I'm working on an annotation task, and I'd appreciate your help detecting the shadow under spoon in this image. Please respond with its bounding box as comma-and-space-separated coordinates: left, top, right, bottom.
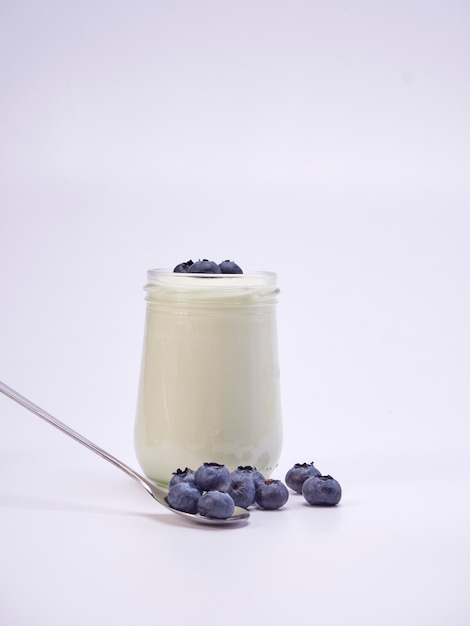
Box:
0, 380, 249, 526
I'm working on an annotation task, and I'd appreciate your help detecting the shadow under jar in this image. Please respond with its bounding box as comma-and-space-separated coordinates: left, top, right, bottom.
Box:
134, 269, 283, 487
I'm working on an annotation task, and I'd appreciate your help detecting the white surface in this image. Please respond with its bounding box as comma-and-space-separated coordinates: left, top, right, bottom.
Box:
1, 2, 469, 625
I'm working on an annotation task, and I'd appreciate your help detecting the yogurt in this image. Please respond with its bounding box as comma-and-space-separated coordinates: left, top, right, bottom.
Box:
134, 270, 282, 487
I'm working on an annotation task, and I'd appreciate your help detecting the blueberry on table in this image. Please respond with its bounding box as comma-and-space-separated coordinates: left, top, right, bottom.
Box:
194, 462, 231, 492
166, 482, 201, 514
285, 462, 321, 494
197, 491, 235, 519
255, 479, 289, 510
219, 260, 243, 274
173, 260, 194, 273
302, 475, 342, 506
188, 259, 222, 274
228, 471, 257, 508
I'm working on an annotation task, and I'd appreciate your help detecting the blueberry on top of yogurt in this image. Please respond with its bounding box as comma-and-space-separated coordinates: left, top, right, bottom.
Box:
173, 259, 243, 274
219, 260, 243, 274
188, 259, 222, 274
173, 259, 194, 273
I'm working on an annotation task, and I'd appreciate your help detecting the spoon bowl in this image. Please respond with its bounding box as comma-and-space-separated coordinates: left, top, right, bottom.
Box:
0, 381, 249, 526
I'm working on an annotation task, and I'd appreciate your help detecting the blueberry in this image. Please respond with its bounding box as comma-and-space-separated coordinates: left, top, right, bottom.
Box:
219, 260, 243, 274
233, 465, 265, 487
194, 462, 231, 492
173, 260, 194, 273
188, 259, 222, 274
166, 482, 201, 514
197, 490, 235, 519
255, 479, 289, 510
228, 471, 256, 508
169, 467, 197, 490
302, 474, 342, 506
285, 462, 321, 494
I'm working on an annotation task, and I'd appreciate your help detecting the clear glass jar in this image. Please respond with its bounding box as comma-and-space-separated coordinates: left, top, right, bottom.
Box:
134, 269, 282, 487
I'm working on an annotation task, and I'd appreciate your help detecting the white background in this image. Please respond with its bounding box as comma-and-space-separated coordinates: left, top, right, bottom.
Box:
1, 1, 469, 625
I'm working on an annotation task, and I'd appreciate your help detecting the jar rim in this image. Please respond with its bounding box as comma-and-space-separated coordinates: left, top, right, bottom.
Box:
146, 269, 277, 289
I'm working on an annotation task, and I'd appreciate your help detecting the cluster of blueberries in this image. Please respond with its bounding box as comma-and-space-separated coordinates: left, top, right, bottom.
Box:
285, 462, 342, 506
173, 259, 243, 274
166, 461, 342, 520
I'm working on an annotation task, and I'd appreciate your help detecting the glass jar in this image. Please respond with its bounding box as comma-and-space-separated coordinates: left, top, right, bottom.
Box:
134, 269, 282, 487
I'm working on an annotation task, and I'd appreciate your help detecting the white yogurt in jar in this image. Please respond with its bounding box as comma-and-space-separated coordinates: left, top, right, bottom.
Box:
134, 270, 282, 487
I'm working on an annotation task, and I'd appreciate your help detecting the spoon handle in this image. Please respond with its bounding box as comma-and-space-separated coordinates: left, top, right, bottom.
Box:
0, 380, 164, 500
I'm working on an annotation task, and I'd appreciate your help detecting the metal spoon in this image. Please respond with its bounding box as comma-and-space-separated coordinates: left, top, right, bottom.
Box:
0, 381, 249, 526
